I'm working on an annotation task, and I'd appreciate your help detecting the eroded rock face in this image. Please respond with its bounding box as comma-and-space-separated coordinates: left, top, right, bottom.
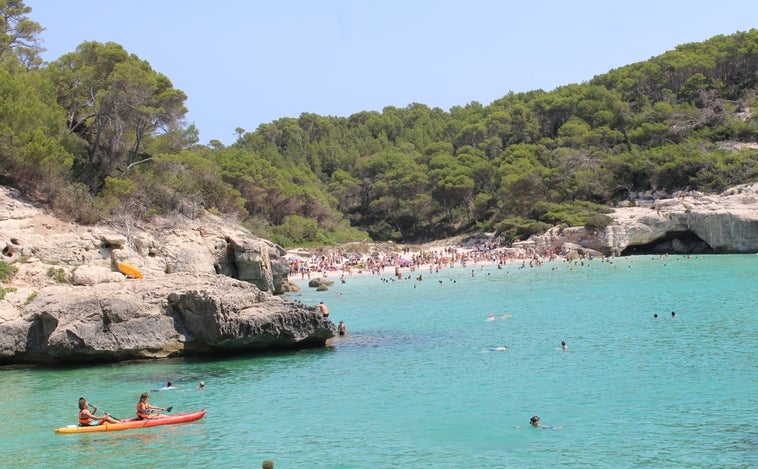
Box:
0, 274, 334, 365
0, 185, 291, 294
0, 186, 329, 365
530, 184, 758, 256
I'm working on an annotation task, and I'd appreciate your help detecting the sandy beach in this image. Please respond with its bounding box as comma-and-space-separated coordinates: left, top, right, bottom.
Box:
286, 235, 562, 282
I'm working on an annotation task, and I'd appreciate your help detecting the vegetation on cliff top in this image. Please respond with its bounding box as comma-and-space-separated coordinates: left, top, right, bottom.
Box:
1, 2, 757, 246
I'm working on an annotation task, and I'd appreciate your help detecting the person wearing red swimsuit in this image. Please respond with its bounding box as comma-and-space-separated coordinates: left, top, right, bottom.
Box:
78, 397, 119, 426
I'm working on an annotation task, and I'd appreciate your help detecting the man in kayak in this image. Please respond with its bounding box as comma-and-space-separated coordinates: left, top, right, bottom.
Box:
137, 392, 168, 419
78, 397, 120, 426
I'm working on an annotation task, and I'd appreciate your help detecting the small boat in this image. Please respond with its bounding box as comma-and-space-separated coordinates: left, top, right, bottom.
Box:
54, 409, 206, 434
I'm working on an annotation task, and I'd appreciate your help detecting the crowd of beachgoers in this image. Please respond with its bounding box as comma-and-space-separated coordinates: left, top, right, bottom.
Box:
287, 237, 570, 280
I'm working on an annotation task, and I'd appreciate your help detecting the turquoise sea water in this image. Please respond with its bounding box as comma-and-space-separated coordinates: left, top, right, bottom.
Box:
1, 255, 756, 468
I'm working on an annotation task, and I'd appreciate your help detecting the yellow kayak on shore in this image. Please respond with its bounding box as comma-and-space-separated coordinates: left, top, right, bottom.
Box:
117, 262, 143, 279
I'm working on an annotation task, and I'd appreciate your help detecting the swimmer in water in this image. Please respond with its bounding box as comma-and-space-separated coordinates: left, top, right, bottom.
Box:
529, 415, 562, 430
487, 313, 495, 321
561, 340, 567, 350
530, 415, 547, 427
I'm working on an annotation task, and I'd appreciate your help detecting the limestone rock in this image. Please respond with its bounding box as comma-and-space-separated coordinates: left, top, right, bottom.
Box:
308, 278, 335, 289
0, 274, 334, 365
72, 265, 124, 286
0, 185, 292, 293
530, 183, 758, 256
0, 185, 326, 365
101, 233, 127, 248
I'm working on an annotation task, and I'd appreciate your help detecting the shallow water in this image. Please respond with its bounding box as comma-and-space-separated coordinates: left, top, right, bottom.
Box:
1, 255, 756, 468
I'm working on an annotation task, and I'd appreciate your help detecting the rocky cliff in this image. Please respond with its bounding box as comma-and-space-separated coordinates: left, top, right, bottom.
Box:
0, 273, 333, 365
0, 186, 332, 365
526, 183, 758, 257
0, 186, 294, 294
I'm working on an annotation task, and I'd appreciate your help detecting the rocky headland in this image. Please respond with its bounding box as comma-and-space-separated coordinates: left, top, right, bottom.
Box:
525, 183, 758, 258
0, 185, 333, 365
1, 183, 757, 365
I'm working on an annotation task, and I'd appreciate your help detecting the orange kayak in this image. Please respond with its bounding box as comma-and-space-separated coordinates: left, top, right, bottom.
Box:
54, 410, 206, 434
117, 262, 143, 279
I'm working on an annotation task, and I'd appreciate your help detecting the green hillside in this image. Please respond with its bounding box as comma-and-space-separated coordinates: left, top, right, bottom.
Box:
1, 2, 756, 246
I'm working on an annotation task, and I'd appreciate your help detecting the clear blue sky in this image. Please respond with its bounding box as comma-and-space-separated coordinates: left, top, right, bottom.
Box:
29, 0, 758, 145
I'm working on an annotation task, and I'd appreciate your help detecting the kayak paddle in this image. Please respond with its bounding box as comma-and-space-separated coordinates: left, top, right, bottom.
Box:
150, 406, 173, 414
89, 403, 119, 420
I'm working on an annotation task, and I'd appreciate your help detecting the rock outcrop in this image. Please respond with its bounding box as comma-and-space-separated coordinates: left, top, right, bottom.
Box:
529, 183, 758, 256
0, 185, 292, 294
0, 186, 332, 365
0, 273, 333, 365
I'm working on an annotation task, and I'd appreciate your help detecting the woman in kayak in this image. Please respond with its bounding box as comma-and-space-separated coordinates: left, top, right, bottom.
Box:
78, 397, 120, 426
137, 392, 168, 419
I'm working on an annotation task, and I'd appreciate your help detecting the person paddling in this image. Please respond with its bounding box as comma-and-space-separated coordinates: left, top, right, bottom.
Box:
137, 392, 167, 419
78, 397, 119, 426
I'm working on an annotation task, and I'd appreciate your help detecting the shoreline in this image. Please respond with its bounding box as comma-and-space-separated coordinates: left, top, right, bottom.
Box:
287, 248, 704, 291
286, 237, 570, 282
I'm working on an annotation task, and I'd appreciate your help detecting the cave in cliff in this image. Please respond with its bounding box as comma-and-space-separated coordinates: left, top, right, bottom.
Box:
621, 230, 713, 255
